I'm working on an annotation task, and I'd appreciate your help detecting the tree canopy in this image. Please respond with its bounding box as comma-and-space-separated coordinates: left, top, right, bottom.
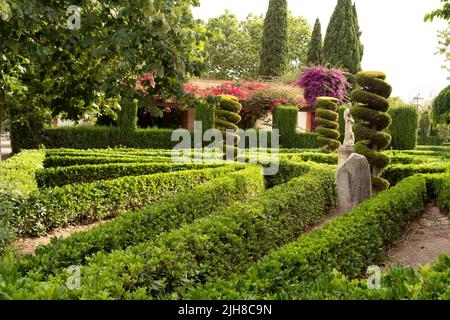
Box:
203, 11, 311, 80
307, 18, 324, 65
0, 0, 206, 123
323, 0, 363, 75
259, 0, 289, 77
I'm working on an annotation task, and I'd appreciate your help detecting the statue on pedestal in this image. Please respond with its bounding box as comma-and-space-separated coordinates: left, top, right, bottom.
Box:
338, 104, 355, 167
343, 104, 355, 147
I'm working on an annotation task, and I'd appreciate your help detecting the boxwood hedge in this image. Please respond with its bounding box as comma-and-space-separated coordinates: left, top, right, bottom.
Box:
18, 166, 265, 276
0, 150, 45, 255
49, 167, 336, 300
187, 175, 428, 299
37, 162, 223, 188
279, 253, 450, 300
18, 165, 244, 236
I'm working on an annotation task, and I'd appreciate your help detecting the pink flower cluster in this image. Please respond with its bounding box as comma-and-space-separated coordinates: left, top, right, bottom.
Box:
184, 81, 306, 112
136, 73, 156, 94
185, 81, 270, 100
269, 97, 307, 112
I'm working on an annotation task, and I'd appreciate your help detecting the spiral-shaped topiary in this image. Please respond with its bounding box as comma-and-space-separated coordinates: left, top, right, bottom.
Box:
215, 95, 242, 156
350, 71, 393, 192
316, 97, 341, 153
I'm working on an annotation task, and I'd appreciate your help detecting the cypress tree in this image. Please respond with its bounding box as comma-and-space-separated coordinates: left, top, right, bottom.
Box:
259, 0, 289, 77
353, 3, 364, 61
307, 18, 324, 65
323, 0, 363, 75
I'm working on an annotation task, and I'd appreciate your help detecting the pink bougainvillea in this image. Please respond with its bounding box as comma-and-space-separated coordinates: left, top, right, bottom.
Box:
184, 81, 306, 112
294, 66, 350, 131
294, 67, 350, 106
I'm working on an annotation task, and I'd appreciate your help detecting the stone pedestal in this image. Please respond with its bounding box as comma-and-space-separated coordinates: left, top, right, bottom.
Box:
337, 153, 372, 214
338, 145, 355, 167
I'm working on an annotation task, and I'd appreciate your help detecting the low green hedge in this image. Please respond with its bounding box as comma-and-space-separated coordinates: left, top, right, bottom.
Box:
427, 173, 450, 215
382, 163, 449, 186
46, 167, 336, 300
283, 254, 450, 300
43, 155, 171, 168
37, 162, 223, 188
265, 160, 334, 188
45, 148, 175, 158
18, 166, 265, 277
41, 127, 181, 150
17, 165, 243, 236
0, 150, 45, 255
187, 175, 427, 299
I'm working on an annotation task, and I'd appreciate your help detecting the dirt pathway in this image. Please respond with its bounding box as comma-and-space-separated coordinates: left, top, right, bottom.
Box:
14, 221, 105, 256
384, 203, 450, 270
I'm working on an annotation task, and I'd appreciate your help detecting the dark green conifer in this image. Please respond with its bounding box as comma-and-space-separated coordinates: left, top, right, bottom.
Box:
307, 18, 324, 65
259, 0, 289, 77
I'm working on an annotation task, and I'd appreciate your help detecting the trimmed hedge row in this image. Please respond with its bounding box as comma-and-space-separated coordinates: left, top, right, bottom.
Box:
18, 165, 243, 236
428, 173, 450, 215
37, 162, 223, 188
42, 127, 179, 150
19, 166, 265, 276
187, 175, 427, 299
43, 155, 170, 168
49, 167, 336, 300
382, 163, 449, 186
282, 254, 450, 300
0, 151, 45, 255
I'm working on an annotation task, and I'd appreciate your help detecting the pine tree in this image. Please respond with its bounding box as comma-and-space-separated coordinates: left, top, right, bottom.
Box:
323, 0, 363, 75
307, 18, 324, 65
259, 0, 289, 77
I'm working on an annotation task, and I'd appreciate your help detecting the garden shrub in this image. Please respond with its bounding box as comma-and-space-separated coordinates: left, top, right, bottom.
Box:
388, 104, 419, 150
50, 168, 336, 300
36, 162, 222, 188
431, 85, 450, 124
273, 105, 321, 149
187, 175, 427, 299
35, 126, 181, 151
278, 254, 450, 300
351, 71, 393, 191
18, 165, 243, 235
265, 160, 334, 188
195, 99, 215, 134
427, 173, 450, 214
43, 155, 170, 168
382, 163, 449, 186
18, 166, 265, 276
0, 150, 45, 255
316, 97, 341, 153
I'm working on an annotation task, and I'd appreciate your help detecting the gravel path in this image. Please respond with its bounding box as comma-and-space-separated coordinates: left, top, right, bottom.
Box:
14, 221, 106, 256
384, 203, 450, 270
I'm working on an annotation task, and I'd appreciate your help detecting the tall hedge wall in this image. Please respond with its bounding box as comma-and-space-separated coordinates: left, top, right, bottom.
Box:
388, 104, 419, 150
273, 106, 321, 149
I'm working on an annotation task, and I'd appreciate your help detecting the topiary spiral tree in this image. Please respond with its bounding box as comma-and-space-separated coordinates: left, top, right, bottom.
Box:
215, 95, 242, 157
350, 71, 393, 192
316, 97, 341, 153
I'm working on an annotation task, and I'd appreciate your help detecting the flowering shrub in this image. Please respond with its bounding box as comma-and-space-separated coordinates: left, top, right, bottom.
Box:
184, 81, 305, 111
294, 67, 350, 131
294, 67, 350, 106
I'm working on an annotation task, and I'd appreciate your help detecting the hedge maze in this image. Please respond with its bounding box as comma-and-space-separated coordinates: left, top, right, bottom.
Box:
0, 145, 449, 300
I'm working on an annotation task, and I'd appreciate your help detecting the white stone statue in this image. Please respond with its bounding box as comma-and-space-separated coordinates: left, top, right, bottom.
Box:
344, 104, 355, 146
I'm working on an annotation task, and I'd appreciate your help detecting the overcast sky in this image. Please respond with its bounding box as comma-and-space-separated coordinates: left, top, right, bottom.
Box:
193, 0, 449, 103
